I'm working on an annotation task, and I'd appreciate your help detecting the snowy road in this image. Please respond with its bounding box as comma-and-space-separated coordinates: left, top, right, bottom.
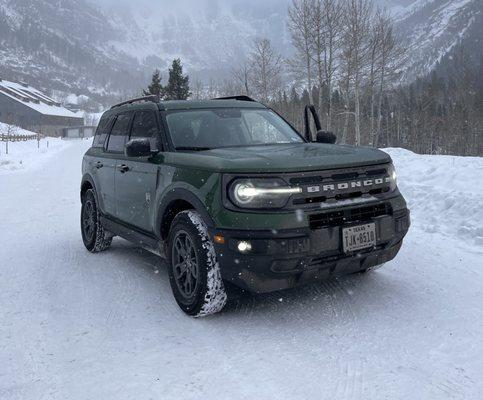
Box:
1, 141, 482, 400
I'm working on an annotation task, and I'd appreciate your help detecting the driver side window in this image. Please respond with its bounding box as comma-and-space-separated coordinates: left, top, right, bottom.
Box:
130, 111, 158, 140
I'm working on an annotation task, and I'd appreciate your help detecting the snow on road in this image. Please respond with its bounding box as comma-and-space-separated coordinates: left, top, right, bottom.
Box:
0, 142, 482, 400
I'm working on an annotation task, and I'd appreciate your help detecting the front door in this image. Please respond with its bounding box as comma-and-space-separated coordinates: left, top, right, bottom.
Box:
115, 110, 160, 233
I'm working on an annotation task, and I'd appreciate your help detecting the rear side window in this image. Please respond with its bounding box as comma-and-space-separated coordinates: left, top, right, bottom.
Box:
107, 113, 132, 152
130, 111, 158, 139
92, 115, 112, 148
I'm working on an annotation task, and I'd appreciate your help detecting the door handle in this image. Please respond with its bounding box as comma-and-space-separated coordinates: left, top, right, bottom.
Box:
118, 164, 130, 173
94, 161, 103, 169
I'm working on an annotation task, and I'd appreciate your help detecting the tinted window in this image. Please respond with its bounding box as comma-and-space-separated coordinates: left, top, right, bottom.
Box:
92, 115, 112, 148
107, 113, 131, 152
130, 111, 158, 139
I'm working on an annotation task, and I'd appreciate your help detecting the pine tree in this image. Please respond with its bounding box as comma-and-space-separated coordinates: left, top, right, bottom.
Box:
164, 59, 191, 100
143, 69, 164, 98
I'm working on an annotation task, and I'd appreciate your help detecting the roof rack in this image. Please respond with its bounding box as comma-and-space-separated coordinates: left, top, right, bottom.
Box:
213, 95, 257, 102
111, 95, 159, 109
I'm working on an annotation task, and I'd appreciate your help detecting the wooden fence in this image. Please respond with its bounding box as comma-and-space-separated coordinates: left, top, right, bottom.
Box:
0, 133, 42, 142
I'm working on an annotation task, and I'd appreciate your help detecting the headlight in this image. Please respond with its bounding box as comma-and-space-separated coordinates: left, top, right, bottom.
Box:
229, 178, 302, 209
387, 164, 398, 191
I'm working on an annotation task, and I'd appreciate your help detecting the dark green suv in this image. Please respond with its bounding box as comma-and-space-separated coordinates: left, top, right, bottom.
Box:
80, 96, 410, 317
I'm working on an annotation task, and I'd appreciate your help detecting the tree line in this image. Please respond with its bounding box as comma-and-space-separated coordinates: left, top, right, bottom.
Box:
144, 0, 482, 156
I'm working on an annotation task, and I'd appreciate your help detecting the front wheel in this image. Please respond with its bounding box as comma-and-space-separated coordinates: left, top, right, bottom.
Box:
167, 211, 227, 317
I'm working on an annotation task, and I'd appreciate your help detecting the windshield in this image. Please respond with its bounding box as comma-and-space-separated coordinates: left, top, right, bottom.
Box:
165, 108, 304, 150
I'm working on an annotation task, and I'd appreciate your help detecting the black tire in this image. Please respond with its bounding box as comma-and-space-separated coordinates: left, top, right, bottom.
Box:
81, 189, 113, 253
167, 211, 227, 317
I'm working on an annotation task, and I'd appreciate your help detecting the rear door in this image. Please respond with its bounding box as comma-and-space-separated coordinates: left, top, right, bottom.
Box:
100, 112, 132, 217
86, 115, 114, 214
115, 110, 161, 232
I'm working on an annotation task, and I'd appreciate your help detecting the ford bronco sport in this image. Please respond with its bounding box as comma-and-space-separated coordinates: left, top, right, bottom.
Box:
80, 96, 410, 317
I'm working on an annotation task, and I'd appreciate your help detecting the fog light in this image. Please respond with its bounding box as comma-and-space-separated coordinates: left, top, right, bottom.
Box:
237, 241, 252, 253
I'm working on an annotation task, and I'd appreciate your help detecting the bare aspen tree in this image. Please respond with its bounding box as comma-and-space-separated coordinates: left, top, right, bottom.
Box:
367, 9, 384, 145
310, 0, 343, 130
248, 38, 282, 102
374, 12, 400, 147
206, 78, 219, 99
232, 63, 251, 96
340, 0, 373, 145
288, 0, 315, 104
192, 78, 205, 100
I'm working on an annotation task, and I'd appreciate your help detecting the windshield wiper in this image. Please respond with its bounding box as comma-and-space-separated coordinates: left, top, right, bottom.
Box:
175, 147, 212, 151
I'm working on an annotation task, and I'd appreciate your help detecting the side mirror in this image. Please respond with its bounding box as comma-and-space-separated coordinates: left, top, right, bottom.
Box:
316, 131, 337, 144
125, 138, 154, 157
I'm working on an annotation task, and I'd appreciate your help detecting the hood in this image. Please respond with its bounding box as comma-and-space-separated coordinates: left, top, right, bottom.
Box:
163, 143, 392, 173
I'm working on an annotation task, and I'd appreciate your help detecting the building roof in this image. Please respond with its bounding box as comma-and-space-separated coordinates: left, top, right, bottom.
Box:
0, 79, 81, 118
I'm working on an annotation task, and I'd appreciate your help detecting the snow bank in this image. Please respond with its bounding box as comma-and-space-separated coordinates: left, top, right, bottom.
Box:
0, 122, 39, 137
0, 136, 79, 175
385, 148, 483, 247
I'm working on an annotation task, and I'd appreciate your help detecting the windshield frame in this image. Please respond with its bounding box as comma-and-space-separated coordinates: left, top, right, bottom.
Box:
161, 107, 306, 152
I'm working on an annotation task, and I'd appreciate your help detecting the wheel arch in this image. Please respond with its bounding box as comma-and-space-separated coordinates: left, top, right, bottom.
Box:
156, 188, 215, 240
80, 174, 95, 203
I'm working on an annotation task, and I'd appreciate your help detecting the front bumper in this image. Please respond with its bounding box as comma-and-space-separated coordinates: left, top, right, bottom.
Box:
211, 207, 410, 293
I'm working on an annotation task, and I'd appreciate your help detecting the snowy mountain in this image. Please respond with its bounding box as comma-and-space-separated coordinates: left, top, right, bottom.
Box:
393, 0, 483, 80
97, 0, 291, 79
0, 0, 481, 103
0, 0, 149, 104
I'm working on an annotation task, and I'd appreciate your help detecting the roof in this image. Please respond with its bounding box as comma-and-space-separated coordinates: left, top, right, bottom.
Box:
0, 79, 82, 119
159, 99, 266, 111
107, 98, 267, 115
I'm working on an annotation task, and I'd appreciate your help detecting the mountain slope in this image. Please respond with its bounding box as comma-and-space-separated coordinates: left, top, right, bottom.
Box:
0, 0, 148, 103
101, 0, 291, 80
0, 0, 481, 104
395, 0, 482, 81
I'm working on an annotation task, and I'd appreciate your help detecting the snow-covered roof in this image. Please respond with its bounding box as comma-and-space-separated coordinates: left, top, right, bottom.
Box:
0, 79, 81, 118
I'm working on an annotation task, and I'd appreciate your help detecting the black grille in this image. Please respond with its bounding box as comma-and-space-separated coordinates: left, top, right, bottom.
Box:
288, 165, 391, 208
309, 203, 392, 230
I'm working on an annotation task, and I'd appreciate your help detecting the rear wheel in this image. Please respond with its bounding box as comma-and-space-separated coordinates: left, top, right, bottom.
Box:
81, 189, 113, 252
167, 211, 227, 317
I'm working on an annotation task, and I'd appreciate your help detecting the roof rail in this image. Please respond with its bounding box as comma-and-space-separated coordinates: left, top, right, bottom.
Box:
213, 95, 257, 102
111, 95, 159, 109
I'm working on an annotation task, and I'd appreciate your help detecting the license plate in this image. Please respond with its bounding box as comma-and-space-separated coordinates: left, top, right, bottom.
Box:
342, 223, 376, 253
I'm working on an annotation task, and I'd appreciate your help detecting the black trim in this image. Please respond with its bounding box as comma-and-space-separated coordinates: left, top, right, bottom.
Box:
100, 215, 162, 254
111, 95, 159, 109
155, 188, 216, 237
213, 95, 257, 102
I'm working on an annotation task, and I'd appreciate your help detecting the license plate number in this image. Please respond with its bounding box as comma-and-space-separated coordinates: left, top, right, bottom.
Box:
342, 223, 376, 253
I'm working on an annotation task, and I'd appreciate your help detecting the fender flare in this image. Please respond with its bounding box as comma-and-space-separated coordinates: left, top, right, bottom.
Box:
155, 188, 215, 238
80, 173, 96, 202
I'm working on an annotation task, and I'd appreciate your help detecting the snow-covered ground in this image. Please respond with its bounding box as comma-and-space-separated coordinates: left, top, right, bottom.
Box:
0, 136, 78, 175
0, 142, 482, 400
